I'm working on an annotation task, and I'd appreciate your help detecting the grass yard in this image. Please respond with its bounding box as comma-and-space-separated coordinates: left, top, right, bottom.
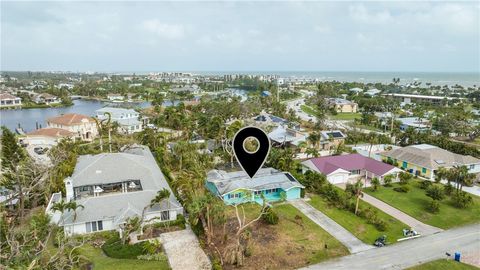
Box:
309, 194, 407, 245
364, 181, 480, 229
217, 203, 349, 270
408, 259, 479, 270
78, 245, 170, 270
300, 104, 319, 117
329, 112, 361, 121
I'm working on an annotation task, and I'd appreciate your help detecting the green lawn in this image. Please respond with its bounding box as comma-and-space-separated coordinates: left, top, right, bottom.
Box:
228, 203, 349, 268
364, 181, 480, 229
274, 204, 349, 264
309, 195, 407, 245
300, 104, 319, 117
78, 245, 170, 270
408, 259, 479, 270
329, 113, 361, 121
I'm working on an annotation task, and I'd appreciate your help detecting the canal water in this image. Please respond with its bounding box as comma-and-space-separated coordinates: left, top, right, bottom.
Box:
0, 99, 153, 133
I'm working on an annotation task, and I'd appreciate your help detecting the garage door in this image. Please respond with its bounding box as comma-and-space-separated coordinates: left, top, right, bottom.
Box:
328, 173, 347, 184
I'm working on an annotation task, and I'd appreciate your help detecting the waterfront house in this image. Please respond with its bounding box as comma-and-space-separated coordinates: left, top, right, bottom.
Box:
34, 93, 61, 105
326, 98, 358, 113
96, 107, 143, 134
107, 93, 124, 102
46, 145, 183, 236
302, 153, 402, 184
380, 144, 480, 180
0, 92, 21, 108
24, 128, 76, 146
205, 168, 304, 205
47, 113, 98, 141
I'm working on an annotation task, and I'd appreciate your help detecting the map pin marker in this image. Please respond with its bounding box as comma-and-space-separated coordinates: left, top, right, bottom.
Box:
232, 126, 271, 178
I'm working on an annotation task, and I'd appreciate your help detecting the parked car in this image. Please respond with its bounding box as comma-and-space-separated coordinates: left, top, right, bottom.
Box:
33, 147, 49, 155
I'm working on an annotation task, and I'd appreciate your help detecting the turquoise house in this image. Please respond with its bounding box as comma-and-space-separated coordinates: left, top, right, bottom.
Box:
205, 168, 304, 205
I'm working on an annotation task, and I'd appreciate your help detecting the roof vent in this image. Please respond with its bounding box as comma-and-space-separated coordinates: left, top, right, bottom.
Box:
434, 160, 445, 164
96, 170, 102, 174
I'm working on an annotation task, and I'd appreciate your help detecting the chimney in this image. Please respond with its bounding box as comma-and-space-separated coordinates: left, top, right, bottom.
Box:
64, 177, 74, 201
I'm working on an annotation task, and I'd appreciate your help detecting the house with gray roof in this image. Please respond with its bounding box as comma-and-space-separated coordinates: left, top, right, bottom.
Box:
96, 107, 143, 134
46, 145, 183, 236
379, 144, 480, 180
205, 168, 304, 205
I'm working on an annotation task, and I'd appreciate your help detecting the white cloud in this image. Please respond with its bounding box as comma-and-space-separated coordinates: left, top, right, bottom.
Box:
142, 19, 185, 40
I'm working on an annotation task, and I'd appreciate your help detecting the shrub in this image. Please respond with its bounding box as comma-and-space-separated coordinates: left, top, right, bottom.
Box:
102, 235, 147, 259
427, 199, 440, 213
137, 253, 168, 262
373, 218, 388, 231
262, 207, 279, 225
425, 185, 445, 201
399, 172, 412, 185
212, 258, 223, 270
452, 191, 474, 209
419, 180, 432, 190
371, 177, 380, 191
244, 244, 253, 257
383, 175, 393, 187
393, 186, 410, 193
444, 182, 454, 196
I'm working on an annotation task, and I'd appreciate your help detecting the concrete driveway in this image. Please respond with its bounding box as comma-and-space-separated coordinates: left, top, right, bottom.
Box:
361, 193, 442, 236
290, 199, 374, 253
159, 228, 211, 270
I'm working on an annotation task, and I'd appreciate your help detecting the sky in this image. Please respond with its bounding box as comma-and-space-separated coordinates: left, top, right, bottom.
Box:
1, 1, 479, 73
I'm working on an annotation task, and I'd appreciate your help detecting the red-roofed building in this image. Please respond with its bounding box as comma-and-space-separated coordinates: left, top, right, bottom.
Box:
24, 128, 76, 145
47, 113, 98, 141
301, 153, 402, 184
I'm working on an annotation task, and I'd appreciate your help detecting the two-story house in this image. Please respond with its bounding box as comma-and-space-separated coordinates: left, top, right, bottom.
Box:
96, 107, 143, 134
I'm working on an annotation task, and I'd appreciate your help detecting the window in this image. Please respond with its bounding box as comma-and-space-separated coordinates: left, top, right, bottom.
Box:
86, 221, 104, 233
422, 168, 427, 174
470, 165, 475, 170
161, 211, 170, 221
402, 161, 408, 168
350, 170, 360, 175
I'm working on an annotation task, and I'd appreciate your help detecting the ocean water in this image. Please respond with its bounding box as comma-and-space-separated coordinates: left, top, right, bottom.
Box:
196, 71, 480, 87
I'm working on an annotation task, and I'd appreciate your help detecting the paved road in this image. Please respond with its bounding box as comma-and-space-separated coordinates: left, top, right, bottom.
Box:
361, 193, 442, 236
290, 199, 374, 253
159, 228, 211, 270
301, 222, 480, 270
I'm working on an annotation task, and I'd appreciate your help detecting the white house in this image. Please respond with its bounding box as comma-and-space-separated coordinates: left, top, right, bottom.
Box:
0, 92, 22, 107
96, 107, 143, 134
34, 93, 61, 105
46, 145, 183, 236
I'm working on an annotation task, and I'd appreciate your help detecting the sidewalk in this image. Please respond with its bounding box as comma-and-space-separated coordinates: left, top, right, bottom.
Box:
290, 199, 374, 253
361, 193, 442, 236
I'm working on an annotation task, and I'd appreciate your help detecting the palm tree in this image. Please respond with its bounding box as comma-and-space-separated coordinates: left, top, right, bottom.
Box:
51, 200, 69, 225
66, 201, 84, 235
66, 201, 85, 222
346, 180, 364, 215
307, 132, 320, 149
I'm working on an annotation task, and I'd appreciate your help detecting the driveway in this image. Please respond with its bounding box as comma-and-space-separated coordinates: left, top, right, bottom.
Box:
301, 222, 480, 270
159, 228, 211, 270
361, 193, 442, 236
290, 199, 374, 253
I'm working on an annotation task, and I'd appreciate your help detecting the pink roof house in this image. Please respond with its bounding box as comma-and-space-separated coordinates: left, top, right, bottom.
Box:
301, 154, 402, 184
